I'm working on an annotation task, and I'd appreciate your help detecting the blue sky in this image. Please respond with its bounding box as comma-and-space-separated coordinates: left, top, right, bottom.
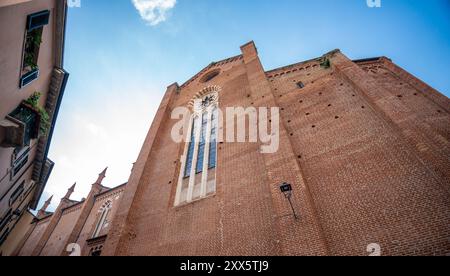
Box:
40, 0, 450, 211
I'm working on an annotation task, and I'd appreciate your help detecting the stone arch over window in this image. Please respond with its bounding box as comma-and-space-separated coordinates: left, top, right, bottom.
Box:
175, 86, 220, 206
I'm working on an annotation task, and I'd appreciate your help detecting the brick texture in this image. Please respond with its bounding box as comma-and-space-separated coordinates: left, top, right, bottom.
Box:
99, 42, 450, 256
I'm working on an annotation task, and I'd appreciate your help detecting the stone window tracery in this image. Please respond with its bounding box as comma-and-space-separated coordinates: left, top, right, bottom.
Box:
175, 86, 220, 206
92, 200, 112, 238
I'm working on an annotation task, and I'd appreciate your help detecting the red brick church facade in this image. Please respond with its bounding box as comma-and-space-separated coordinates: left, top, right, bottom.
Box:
15, 169, 126, 256
12, 42, 450, 256
97, 42, 450, 256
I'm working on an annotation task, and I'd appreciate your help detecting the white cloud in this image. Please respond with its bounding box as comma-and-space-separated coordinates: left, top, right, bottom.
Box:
40, 71, 163, 212
132, 0, 177, 26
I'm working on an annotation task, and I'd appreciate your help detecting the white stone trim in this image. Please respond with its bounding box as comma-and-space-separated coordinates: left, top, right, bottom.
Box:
175, 115, 193, 206
187, 115, 201, 202
175, 87, 220, 206
201, 109, 213, 198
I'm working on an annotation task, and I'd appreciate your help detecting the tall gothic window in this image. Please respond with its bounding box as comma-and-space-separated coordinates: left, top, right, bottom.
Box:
184, 117, 199, 178
92, 201, 112, 238
208, 108, 218, 169
175, 91, 219, 206
195, 113, 208, 174
183, 97, 218, 178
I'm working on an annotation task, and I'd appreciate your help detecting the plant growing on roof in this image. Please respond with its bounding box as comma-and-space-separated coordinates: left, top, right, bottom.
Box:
320, 58, 331, 69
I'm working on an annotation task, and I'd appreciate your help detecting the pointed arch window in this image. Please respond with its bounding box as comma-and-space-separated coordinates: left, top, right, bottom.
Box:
176, 90, 219, 206
195, 113, 208, 174
183, 96, 218, 178
184, 116, 199, 178
208, 107, 218, 169
92, 201, 112, 238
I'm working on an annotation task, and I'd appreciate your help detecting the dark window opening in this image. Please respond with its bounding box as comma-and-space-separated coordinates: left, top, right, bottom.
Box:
195, 114, 208, 174
91, 250, 102, 257
27, 10, 50, 31
184, 104, 218, 179
0, 210, 13, 234
9, 181, 25, 207
208, 109, 218, 170
12, 147, 30, 178
9, 104, 40, 146
0, 228, 10, 246
296, 82, 305, 89
13, 155, 28, 177
184, 117, 198, 178
200, 70, 220, 83
20, 10, 50, 88
89, 246, 103, 257
22, 27, 43, 73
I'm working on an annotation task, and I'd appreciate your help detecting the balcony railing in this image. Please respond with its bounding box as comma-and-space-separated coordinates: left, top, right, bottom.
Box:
0, 103, 41, 148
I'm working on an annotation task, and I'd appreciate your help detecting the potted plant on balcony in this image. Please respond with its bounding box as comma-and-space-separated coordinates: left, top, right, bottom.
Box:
24, 92, 50, 137
1, 92, 50, 148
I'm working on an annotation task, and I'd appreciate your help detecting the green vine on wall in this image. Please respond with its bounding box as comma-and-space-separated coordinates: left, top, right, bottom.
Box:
25, 92, 50, 137
24, 52, 37, 70
23, 31, 42, 70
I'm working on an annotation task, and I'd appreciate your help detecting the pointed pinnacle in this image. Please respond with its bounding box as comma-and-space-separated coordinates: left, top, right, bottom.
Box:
68, 182, 76, 192
99, 167, 108, 177
45, 195, 53, 204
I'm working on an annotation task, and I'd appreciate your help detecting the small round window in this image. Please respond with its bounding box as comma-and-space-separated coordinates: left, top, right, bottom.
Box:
200, 69, 220, 83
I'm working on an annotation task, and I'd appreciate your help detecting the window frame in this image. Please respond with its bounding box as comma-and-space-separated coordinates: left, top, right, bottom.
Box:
11, 146, 30, 179
92, 201, 112, 239
19, 10, 50, 88
0, 210, 12, 234
175, 91, 219, 206
9, 181, 25, 207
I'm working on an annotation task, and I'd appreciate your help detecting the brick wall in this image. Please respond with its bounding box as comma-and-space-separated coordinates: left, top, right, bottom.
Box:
40, 205, 82, 256
17, 218, 49, 256
76, 186, 125, 256
102, 43, 450, 256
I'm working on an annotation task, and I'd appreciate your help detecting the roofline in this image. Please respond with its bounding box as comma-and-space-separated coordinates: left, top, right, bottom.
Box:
30, 1, 70, 210
31, 69, 69, 209
39, 183, 128, 215
62, 0, 68, 67
180, 54, 243, 88
31, 159, 54, 207
60, 199, 84, 213
265, 49, 341, 75
94, 183, 127, 199
352, 56, 391, 63
31, 210, 53, 223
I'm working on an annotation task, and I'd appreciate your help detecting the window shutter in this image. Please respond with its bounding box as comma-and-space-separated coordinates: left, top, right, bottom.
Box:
26, 10, 50, 31
20, 69, 39, 88
0, 210, 12, 233
9, 182, 25, 207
